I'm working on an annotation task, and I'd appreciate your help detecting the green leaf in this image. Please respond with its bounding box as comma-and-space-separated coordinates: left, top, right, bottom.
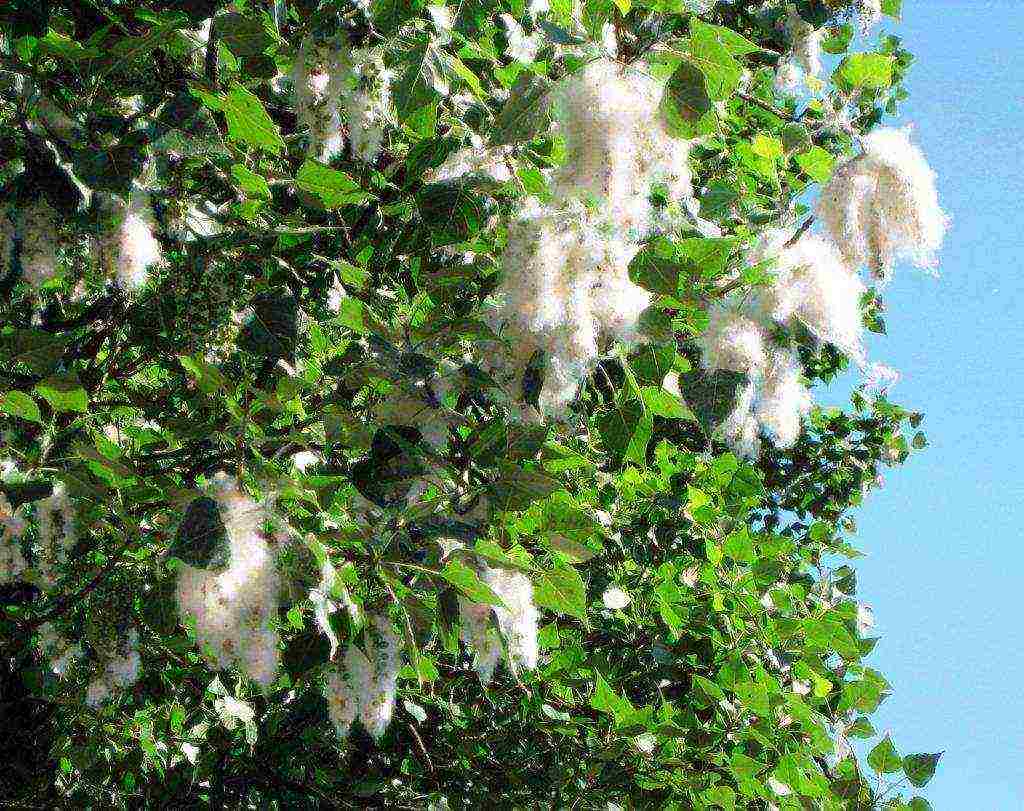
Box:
334, 297, 368, 334
215, 11, 278, 58
781, 122, 812, 153
689, 20, 743, 101
628, 240, 683, 298
691, 674, 725, 701
2, 329, 67, 375
637, 307, 674, 343
533, 566, 587, 620
489, 466, 562, 511
591, 671, 635, 721
295, 160, 370, 208
394, 36, 450, 122
795, 146, 836, 183
34, 373, 88, 413
596, 400, 645, 459
641, 386, 694, 421
734, 682, 769, 717
179, 355, 228, 395
882, 0, 902, 19
834, 54, 896, 91
170, 496, 231, 571
663, 59, 712, 138
1, 391, 41, 423
230, 163, 271, 200
902, 752, 941, 787
222, 84, 285, 154
491, 72, 552, 147
439, 560, 504, 606
418, 180, 491, 245
678, 368, 746, 436
867, 735, 902, 774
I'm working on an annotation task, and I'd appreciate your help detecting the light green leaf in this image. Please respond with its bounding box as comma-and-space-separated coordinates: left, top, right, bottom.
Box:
867, 735, 902, 774
1, 391, 41, 423
34, 373, 88, 414
440, 560, 504, 606
641, 386, 695, 421
689, 20, 744, 100
834, 53, 896, 90
222, 83, 285, 154
230, 163, 271, 200
295, 160, 370, 208
796, 146, 836, 183
533, 566, 587, 620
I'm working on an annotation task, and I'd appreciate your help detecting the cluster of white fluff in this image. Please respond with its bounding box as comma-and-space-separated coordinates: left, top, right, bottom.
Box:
459, 564, 539, 682
326, 613, 403, 742
817, 126, 949, 278
753, 229, 867, 362
36, 621, 83, 678
458, 596, 503, 683
35, 483, 76, 589
427, 139, 514, 186
17, 199, 61, 288
858, 0, 883, 33
700, 126, 946, 456
701, 229, 861, 456
489, 59, 699, 417
776, 3, 823, 91
0, 493, 28, 583
85, 629, 142, 708
500, 14, 541, 64
175, 474, 281, 688
292, 35, 392, 164
92, 188, 163, 290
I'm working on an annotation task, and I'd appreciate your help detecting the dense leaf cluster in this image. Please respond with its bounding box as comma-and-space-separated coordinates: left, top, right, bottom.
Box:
1, 0, 938, 808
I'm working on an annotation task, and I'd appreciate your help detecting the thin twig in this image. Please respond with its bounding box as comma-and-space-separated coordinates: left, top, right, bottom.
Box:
784, 215, 815, 248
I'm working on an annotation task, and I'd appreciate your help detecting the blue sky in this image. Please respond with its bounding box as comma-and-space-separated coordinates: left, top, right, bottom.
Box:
826, 2, 1024, 805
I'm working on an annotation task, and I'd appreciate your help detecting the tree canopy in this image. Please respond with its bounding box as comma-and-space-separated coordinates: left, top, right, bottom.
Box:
0, 0, 945, 808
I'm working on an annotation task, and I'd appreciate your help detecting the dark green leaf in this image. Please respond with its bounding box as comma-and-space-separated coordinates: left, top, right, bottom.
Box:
170, 496, 231, 571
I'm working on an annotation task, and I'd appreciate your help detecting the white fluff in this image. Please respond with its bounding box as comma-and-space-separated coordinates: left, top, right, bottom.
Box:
458, 597, 503, 683
360, 614, 402, 740
752, 230, 867, 363
488, 59, 703, 416
35, 484, 76, 591
0, 494, 28, 584
776, 4, 822, 89
858, 0, 883, 33
427, 144, 514, 185
500, 14, 541, 64
175, 475, 280, 688
719, 379, 762, 460
817, 126, 949, 276
481, 565, 539, 674
93, 189, 163, 290
36, 622, 82, 677
326, 613, 404, 742
699, 303, 769, 374
85, 629, 142, 707
292, 36, 392, 163
18, 199, 61, 288
754, 347, 812, 448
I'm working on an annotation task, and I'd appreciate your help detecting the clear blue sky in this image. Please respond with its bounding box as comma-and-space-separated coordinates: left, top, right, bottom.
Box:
827, 2, 1024, 806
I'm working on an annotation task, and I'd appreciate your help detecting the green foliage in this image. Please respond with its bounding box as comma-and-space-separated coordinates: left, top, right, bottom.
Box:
0, 0, 937, 808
